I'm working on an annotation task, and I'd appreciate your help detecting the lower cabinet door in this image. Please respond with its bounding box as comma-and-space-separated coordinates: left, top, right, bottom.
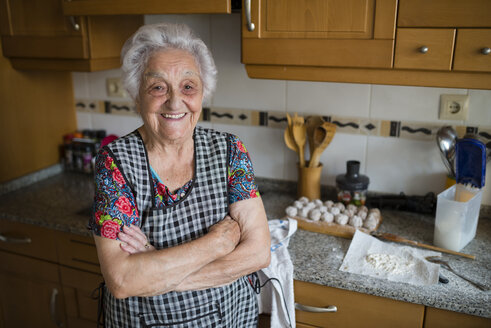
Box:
294, 280, 425, 328
0, 251, 65, 328
60, 266, 104, 328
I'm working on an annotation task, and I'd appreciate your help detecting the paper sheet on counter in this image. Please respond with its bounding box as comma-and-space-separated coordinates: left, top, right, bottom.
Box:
340, 230, 441, 285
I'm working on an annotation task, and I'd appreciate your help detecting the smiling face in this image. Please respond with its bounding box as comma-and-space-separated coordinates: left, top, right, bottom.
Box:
137, 48, 203, 145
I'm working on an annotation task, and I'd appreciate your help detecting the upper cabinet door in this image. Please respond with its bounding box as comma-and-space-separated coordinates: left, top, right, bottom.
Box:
62, 0, 231, 15
242, 0, 397, 69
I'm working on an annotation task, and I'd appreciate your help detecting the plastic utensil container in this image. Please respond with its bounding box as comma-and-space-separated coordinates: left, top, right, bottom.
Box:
433, 184, 483, 252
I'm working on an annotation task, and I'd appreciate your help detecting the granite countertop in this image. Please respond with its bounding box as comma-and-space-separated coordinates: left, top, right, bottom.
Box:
1, 169, 490, 318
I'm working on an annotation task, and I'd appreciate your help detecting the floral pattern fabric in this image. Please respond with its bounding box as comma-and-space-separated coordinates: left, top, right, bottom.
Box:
90, 134, 259, 239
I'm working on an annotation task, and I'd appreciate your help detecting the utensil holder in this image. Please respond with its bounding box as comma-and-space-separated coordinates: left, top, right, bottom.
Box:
298, 163, 322, 200
434, 184, 483, 252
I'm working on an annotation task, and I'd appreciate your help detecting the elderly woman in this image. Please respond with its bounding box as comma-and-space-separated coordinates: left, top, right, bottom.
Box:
89, 23, 271, 327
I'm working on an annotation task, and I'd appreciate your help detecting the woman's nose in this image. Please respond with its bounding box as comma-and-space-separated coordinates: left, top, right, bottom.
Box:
165, 90, 182, 110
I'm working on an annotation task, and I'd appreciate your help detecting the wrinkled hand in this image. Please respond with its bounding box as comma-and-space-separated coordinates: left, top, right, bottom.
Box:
208, 215, 241, 256
118, 225, 155, 254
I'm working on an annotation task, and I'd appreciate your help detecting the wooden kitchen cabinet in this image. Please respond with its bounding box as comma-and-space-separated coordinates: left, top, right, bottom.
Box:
0, 222, 66, 328
394, 28, 456, 71
423, 307, 491, 328
294, 280, 424, 328
0, 220, 103, 328
243, 0, 491, 90
0, 0, 142, 71
453, 29, 491, 73
242, 0, 397, 69
62, 0, 232, 15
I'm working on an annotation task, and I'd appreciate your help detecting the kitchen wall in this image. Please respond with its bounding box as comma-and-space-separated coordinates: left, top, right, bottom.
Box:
73, 14, 491, 205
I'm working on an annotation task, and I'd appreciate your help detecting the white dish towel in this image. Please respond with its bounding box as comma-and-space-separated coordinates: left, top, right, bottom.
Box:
258, 218, 298, 328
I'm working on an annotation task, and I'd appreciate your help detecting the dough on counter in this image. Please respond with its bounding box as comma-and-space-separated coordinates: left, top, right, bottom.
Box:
334, 202, 346, 211
304, 202, 315, 210
313, 199, 323, 207
334, 213, 349, 225
299, 207, 310, 218
347, 204, 358, 212
324, 200, 334, 208
349, 215, 363, 228
293, 200, 304, 209
330, 207, 341, 215
285, 206, 298, 217
363, 213, 379, 230
298, 196, 310, 204
358, 205, 368, 213
343, 208, 356, 218
317, 205, 328, 213
321, 212, 334, 223
357, 210, 368, 220
369, 208, 381, 216
309, 208, 322, 221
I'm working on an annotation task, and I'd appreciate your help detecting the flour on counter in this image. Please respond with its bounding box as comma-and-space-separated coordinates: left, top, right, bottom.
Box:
365, 253, 415, 275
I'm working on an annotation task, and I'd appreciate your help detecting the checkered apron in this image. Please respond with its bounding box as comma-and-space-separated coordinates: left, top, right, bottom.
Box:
102, 126, 258, 327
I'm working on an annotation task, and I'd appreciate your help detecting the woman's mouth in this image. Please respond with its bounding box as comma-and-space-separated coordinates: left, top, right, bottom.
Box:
161, 113, 186, 119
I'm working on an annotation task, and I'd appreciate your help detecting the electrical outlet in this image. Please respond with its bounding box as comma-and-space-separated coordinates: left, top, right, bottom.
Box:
439, 94, 469, 120
106, 77, 127, 98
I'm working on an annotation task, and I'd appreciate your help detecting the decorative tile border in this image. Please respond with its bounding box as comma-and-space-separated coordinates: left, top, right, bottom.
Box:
75, 99, 491, 144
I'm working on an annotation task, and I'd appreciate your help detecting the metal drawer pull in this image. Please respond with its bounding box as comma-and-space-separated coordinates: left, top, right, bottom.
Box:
419, 46, 429, 54
481, 47, 490, 55
50, 288, 64, 327
69, 16, 80, 31
295, 303, 337, 313
245, 0, 255, 32
0, 233, 32, 244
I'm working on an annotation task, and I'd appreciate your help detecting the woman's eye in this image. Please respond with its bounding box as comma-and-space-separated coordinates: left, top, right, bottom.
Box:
149, 85, 167, 96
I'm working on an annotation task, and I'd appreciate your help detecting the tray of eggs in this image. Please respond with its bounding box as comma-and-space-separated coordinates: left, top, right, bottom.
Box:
285, 197, 382, 239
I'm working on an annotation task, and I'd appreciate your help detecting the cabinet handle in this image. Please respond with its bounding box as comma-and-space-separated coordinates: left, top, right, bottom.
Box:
0, 233, 32, 244
481, 47, 491, 55
295, 303, 337, 313
50, 288, 64, 327
69, 16, 80, 31
419, 46, 429, 54
245, 0, 255, 32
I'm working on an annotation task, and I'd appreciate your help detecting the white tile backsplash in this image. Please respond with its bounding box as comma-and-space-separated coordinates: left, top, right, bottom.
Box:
73, 14, 491, 205
467, 89, 491, 126
366, 136, 446, 195
370, 85, 468, 122
213, 123, 286, 180
287, 81, 371, 117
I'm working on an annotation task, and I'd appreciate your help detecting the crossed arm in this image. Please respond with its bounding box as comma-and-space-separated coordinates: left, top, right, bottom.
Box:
94, 197, 271, 299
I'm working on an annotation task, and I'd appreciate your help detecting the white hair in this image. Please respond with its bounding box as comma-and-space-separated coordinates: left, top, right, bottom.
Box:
120, 23, 217, 103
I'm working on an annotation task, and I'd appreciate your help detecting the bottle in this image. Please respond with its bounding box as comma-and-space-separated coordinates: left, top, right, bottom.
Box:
336, 160, 369, 205
82, 145, 93, 173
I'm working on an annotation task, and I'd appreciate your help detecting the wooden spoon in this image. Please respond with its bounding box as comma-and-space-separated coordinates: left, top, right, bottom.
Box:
305, 116, 325, 159
292, 114, 307, 167
309, 122, 336, 168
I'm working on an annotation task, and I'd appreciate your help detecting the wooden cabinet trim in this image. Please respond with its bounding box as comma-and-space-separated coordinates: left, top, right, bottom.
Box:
424, 307, 491, 328
394, 28, 456, 71
62, 0, 231, 15
373, 0, 397, 40
245, 64, 491, 90
294, 280, 424, 328
243, 38, 394, 68
398, 0, 491, 28
454, 29, 491, 73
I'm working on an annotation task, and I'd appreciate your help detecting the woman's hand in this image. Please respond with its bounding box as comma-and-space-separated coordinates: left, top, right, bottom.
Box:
118, 225, 156, 254
208, 215, 241, 257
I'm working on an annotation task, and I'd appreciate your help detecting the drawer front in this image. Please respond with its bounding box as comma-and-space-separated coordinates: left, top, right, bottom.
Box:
57, 232, 101, 273
394, 28, 455, 70
454, 29, 491, 72
424, 307, 491, 328
60, 266, 103, 327
0, 220, 57, 262
294, 280, 424, 328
